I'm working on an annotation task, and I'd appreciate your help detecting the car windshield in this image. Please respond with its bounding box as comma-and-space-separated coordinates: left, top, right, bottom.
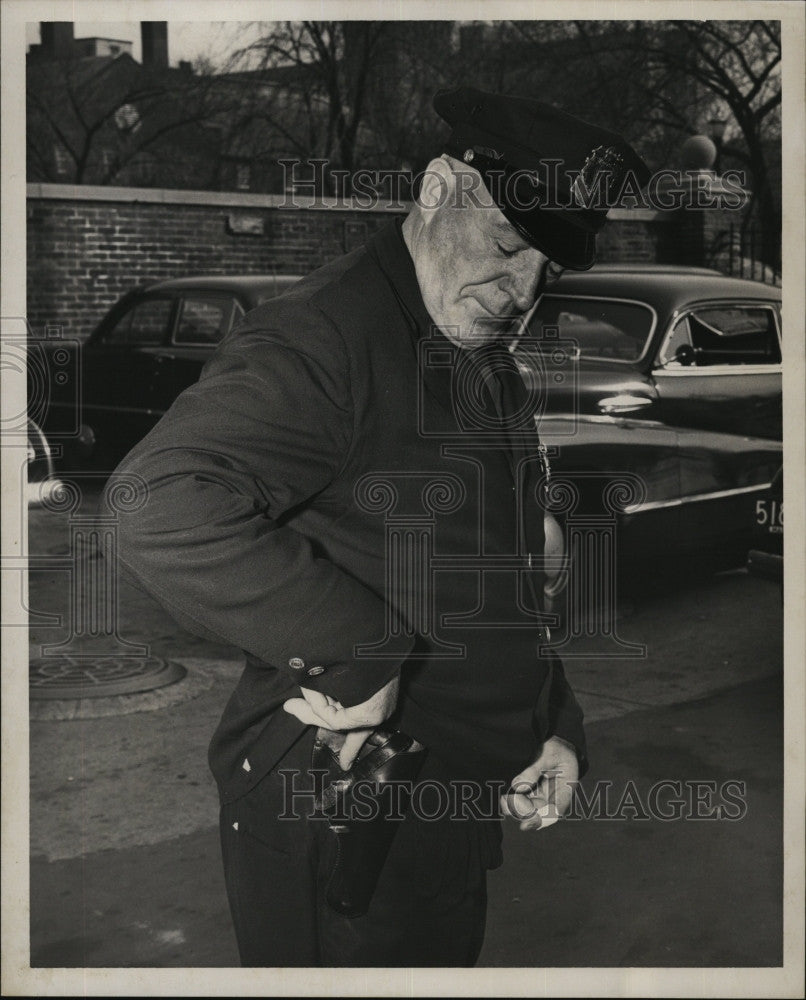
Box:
527, 295, 655, 362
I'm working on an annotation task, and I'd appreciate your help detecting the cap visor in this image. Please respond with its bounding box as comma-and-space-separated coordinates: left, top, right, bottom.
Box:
504, 204, 597, 270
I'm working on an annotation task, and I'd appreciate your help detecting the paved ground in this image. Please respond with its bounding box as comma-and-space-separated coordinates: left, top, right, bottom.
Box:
29, 674, 782, 969
22, 495, 786, 969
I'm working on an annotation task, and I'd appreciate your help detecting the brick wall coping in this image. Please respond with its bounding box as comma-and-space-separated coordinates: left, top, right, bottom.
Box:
27, 183, 410, 213
26, 183, 665, 222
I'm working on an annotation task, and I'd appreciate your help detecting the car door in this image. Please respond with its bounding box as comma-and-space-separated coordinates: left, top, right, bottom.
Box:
651, 300, 783, 558
82, 292, 178, 465
149, 292, 245, 412
523, 292, 681, 563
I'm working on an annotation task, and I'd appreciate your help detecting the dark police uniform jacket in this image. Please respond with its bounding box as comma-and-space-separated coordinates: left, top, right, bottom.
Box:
112, 220, 587, 805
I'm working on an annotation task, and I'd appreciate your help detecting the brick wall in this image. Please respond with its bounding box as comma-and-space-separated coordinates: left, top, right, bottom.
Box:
598, 216, 662, 262
26, 184, 668, 339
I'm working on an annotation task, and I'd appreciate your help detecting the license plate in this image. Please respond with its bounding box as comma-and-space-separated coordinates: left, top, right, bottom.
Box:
755, 498, 783, 534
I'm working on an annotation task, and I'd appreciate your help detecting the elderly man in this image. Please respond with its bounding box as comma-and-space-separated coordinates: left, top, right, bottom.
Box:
110, 87, 649, 967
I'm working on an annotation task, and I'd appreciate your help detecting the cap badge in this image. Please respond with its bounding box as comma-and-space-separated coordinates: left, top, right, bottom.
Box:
572, 145, 625, 207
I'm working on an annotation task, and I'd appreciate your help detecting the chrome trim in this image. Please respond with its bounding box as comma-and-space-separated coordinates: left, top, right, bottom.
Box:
537, 412, 667, 428
79, 402, 164, 416
164, 342, 217, 350
653, 364, 782, 377
597, 393, 653, 414
623, 481, 773, 514
536, 293, 658, 365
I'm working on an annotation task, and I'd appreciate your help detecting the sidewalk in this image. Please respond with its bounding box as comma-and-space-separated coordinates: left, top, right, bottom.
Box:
25, 497, 784, 967
30, 673, 782, 967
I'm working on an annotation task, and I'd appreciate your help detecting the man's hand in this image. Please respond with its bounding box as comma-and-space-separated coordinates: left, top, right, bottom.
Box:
500, 736, 579, 832
282, 675, 399, 770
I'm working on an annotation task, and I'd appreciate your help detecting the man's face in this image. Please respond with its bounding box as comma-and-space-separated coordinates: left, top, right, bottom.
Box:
412, 162, 562, 348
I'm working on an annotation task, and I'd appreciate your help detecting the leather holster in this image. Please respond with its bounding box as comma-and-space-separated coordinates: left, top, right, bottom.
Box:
312, 727, 427, 918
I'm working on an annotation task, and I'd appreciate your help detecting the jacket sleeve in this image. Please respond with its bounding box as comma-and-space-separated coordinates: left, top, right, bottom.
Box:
548, 658, 589, 777
106, 306, 409, 707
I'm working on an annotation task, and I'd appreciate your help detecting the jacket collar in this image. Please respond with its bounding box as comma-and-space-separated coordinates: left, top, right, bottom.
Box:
367, 219, 457, 412
367, 218, 435, 341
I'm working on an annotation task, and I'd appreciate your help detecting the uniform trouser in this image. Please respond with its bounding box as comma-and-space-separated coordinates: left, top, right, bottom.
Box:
218, 730, 502, 967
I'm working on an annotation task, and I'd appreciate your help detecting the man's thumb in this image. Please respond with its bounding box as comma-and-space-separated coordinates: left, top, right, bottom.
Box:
509, 764, 541, 794
338, 728, 373, 770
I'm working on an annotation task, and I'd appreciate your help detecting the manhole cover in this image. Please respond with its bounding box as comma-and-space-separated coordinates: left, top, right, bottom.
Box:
29, 655, 187, 700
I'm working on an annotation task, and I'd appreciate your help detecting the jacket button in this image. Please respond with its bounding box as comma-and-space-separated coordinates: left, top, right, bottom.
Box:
307, 665, 325, 677
288, 657, 305, 670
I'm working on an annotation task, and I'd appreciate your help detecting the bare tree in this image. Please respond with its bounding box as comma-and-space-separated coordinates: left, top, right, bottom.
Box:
27, 52, 224, 188
220, 21, 393, 195
512, 20, 781, 266
219, 20, 568, 194
33, 14, 776, 259
656, 20, 781, 266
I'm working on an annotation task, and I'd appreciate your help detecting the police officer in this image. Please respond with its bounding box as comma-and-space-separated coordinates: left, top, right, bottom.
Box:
110, 87, 649, 967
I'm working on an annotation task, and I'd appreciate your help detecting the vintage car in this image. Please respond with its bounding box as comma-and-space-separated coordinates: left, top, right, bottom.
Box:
32, 274, 302, 470
32, 264, 782, 580
519, 263, 782, 579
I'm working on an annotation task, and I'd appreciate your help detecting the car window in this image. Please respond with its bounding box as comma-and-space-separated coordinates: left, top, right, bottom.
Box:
174, 295, 239, 346
100, 297, 173, 346
659, 306, 781, 367
529, 296, 654, 362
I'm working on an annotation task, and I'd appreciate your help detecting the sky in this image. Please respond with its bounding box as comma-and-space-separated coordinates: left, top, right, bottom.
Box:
24, 21, 263, 68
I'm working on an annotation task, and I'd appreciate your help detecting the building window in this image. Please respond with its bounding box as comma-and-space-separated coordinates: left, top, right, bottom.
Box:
129, 153, 156, 186
114, 103, 141, 133
236, 163, 251, 191
53, 144, 70, 175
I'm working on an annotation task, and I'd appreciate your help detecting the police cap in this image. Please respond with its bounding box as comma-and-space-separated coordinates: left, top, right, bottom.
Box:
433, 86, 651, 269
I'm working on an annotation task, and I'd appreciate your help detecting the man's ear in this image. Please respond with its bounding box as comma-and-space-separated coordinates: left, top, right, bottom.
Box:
417, 156, 455, 216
